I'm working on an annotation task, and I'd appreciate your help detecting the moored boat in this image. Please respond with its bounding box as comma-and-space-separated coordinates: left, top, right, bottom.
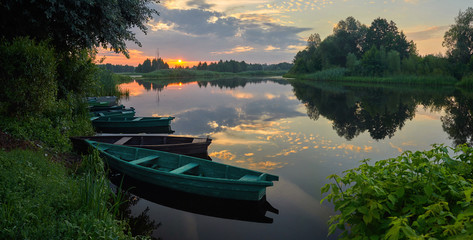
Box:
89, 108, 136, 119
71, 134, 211, 157
89, 104, 126, 112
86, 140, 279, 201
92, 116, 174, 133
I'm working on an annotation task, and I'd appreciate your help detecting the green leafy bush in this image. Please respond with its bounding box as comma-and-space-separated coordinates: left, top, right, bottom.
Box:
321, 144, 473, 239
457, 74, 473, 89
56, 50, 97, 98
0, 37, 57, 116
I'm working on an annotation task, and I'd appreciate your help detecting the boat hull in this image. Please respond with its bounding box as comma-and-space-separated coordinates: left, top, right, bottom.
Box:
87, 141, 278, 201
71, 134, 211, 157
92, 117, 174, 133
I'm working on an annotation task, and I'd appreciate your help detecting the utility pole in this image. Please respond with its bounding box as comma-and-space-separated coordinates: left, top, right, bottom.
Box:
156, 48, 160, 70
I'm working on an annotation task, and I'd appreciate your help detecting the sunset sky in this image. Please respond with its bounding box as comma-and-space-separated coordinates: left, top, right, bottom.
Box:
99, 0, 472, 67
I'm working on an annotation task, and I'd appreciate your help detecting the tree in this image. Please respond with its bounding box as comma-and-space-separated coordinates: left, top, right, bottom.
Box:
364, 18, 412, 59
443, 7, 473, 64
0, 0, 158, 57
307, 33, 322, 49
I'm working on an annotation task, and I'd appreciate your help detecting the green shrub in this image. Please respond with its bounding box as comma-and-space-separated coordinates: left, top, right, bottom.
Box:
304, 67, 347, 81
457, 74, 473, 89
0, 37, 57, 116
56, 50, 97, 98
322, 144, 473, 239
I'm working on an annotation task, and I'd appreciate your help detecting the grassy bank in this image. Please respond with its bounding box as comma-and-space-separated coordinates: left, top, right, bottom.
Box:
284, 68, 460, 86
0, 69, 143, 238
0, 149, 136, 239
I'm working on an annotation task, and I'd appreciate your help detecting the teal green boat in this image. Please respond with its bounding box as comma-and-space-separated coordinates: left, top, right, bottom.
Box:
90, 108, 136, 119
86, 140, 278, 201
91, 116, 175, 133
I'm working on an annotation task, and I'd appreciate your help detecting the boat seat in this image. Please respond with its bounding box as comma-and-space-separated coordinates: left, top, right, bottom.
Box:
170, 163, 199, 174
130, 155, 159, 165
90, 117, 99, 121
132, 117, 143, 121
114, 137, 132, 145
98, 113, 105, 116
239, 173, 266, 181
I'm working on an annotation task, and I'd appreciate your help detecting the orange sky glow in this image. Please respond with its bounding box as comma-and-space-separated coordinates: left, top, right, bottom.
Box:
97, 48, 205, 68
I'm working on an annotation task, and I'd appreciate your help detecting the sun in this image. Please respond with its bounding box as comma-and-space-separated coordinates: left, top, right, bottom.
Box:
178, 59, 182, 63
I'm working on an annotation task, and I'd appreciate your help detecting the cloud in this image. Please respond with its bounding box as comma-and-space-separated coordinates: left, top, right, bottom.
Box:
406, 25, 449, 41
211, 46, 254, 54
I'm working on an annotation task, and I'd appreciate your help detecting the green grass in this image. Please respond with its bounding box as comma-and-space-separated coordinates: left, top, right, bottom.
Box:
286, 68, 459, 86
0, 149, 139, 239
0, 96, 94, 152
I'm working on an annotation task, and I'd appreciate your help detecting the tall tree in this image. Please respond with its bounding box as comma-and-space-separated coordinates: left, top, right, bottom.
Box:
364, 18, 412, 59
443, 7, 473, 64
0, 0, 158, 57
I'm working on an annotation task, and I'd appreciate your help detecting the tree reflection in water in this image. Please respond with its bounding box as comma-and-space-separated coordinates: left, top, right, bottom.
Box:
290, 80, 473, 145
441, 90, 473, 146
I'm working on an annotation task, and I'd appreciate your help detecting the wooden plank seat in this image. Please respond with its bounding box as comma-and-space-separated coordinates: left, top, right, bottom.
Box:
239, 173, 266, 181
132, 117, 143, 121
114, 137, 132, 145
130, 155, 159, 165
170, 163, 199, 174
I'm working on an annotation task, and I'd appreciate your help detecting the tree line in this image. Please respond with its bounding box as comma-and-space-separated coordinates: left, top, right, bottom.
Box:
194, 60, 292, 73
104, 59, 293, 74
289, 8, 473, 82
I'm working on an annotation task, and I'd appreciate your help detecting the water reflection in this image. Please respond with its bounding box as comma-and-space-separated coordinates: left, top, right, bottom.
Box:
113, 173, 279, 224
441, 90, 473, 146
289, 81, 473, 145
116, 77, 473, 239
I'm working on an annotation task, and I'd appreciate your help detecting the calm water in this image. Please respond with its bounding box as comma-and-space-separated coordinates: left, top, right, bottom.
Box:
117, 77, 472, 240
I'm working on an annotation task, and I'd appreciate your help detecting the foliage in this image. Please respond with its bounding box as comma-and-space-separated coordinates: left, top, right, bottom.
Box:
0, 0, 158, 57
443, 7, 473, 64
0, 149, 143, 239
321, 144, 473, 239
303, 68, 348, 81
0, 37, 57, 116
289, 16, 414, 78
91, 69, 131, 97
457, 74, 473, 89
195, 60, 293, 73
99, 64, 136, 73
56, 49, 98, 98
136, 58, 170, 73
0, 95, 94, 152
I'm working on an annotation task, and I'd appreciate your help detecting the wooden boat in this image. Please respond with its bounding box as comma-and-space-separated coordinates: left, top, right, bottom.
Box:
90, 108, 136, 119
86, 140, 279, 201
89, 104, 126, 112
71, 134, 211, 157
92, 116, 174, 133
87, 96, 117, 104
87, 96, 117, 107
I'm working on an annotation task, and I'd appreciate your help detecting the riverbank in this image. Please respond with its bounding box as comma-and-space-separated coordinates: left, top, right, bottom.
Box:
0, 71, 149, 239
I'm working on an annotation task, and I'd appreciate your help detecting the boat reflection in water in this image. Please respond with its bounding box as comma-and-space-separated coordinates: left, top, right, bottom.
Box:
109, 172, 279, 224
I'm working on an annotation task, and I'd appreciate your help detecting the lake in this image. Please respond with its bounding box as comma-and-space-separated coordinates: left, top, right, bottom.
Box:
116, 77, 472, 239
